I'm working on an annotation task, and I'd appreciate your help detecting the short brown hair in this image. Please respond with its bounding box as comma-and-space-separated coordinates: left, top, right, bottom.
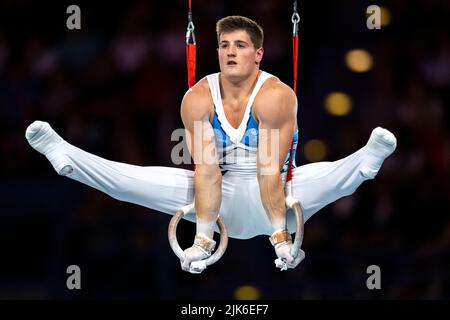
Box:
216, 15, 264, 48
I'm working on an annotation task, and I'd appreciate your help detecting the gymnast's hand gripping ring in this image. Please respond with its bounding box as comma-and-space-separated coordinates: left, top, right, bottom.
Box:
274, 192, 305, 271
168, 203, 228, 272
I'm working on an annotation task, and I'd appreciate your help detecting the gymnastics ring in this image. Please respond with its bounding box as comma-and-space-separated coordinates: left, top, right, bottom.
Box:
274, 195, 305, 270
168, 202, 228, 271
285, 196, 304, 258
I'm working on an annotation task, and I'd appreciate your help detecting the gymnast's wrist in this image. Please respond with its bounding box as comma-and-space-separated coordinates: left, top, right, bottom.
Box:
269, 229, 292, 246
194, 232, 216, 255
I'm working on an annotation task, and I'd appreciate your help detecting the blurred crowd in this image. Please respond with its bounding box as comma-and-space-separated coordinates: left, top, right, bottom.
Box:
0, 0, 449, 299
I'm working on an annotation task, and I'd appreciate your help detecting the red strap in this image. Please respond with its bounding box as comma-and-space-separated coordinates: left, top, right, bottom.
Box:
286, 34, 299, 183
186, 0, 196, 89
187, 43, 196, 169
186, 43, 196, 89
186, 1, 197, 170
292, 35, 299, 95
286, 142, 295, 182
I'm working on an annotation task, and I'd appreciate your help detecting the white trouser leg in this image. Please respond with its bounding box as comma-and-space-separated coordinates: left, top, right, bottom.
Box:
288, 127, 397, 229
26, 121, 195, 215
291, 146, 367, 224
64, 144, 195, 214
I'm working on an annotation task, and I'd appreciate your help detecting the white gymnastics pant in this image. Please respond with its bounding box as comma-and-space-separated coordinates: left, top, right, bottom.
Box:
49, 141, 372, 239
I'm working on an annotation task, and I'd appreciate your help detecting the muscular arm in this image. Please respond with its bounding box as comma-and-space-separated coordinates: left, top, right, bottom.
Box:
254, 80, 297, 233
180, 84, 222, 240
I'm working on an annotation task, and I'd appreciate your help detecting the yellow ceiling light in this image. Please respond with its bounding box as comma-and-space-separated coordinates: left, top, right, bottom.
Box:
380, 6, 392, 27
234, 285, 261, 300
345, 49, 373, 73
303, 139, 327, 162
324, 92, 352, 116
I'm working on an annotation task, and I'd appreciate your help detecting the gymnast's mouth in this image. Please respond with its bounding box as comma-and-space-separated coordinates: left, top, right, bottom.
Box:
227, 61, 237, 65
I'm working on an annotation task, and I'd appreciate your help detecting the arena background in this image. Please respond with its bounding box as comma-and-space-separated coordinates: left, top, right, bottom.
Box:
0, 0, 449, 299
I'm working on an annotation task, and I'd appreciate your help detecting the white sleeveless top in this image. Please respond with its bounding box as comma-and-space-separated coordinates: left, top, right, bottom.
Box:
206, 71, 298, 176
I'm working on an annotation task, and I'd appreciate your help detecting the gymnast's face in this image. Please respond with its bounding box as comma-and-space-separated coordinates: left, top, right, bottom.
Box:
217, 29, 264, 81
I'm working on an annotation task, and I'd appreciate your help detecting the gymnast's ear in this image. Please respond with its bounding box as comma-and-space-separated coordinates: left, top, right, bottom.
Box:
255, 47, 264, 64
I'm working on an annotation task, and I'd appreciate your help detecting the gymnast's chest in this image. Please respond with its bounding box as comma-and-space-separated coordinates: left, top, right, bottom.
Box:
222, 100, 248, 129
